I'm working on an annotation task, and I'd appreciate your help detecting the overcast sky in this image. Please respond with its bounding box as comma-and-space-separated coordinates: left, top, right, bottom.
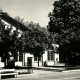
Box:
0, 0, 56, 27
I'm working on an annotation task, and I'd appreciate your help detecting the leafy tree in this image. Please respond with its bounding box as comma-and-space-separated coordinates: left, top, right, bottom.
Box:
14, 16, 24, 25
24, 22, 51, 67
15, 16, 51, 67
48, 0, 80, 65
0, 13, 51, 67
0, 19, 22, 67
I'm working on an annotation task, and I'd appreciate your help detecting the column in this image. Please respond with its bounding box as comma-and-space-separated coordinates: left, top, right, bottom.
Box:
18, 51, 19, 62
0, 57, 1, 62
22, 53, 25, 66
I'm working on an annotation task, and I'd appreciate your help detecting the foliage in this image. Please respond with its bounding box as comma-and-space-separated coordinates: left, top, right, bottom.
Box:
48, 0, 80, 64
24, 22, 51, 66
14, 16, 24, 24
15, 16, 51, 66
15, 16, 51, 56
0, 19, 21, 58
24, 22, 51, 56
0, 14, 51, 67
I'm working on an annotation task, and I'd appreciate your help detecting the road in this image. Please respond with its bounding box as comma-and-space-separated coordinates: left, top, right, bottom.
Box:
2, 69, 80, 80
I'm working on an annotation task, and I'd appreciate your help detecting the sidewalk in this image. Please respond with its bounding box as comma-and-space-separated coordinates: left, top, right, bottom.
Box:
34, 66, 65, 72
34, 66, 80, 72
16, 66, 80, 77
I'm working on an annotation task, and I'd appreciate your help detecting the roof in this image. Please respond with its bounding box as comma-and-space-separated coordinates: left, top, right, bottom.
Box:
0, 12, 30, 31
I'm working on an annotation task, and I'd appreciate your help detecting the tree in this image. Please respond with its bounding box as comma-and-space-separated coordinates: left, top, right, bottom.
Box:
14, 16, 24, 25
24, 22, 51, 67
14, 16, 52, 67
48, 0, 80, 65
0, 19, 22, 67
0, 14, 51, 67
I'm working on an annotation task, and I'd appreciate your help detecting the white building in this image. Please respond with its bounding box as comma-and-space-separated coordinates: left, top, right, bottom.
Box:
15, 43, 60, 67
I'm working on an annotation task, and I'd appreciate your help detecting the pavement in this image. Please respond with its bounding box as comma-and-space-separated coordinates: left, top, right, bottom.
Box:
1, 67, 80, 80
3, 69, 80, 80
16, 66, 80, 77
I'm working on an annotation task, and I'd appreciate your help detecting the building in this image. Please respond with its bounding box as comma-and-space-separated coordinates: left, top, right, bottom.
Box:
43, 44, 59, 66
15, 43, 60, 67
0, 12, 61, 68
0, 12, 29, 67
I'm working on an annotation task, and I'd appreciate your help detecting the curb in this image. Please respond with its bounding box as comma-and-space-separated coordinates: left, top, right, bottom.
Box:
62, 69, 80, 72
34, 67, 65, 72
34, 67, 80, 72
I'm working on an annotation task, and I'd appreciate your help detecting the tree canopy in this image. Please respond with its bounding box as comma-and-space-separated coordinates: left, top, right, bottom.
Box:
48, 0, 80, 65
0, 14, 52, 67
0, 19, 21, 58
24, 22, 50, 56
24, 22, 51, 66
14, 16, 51, 56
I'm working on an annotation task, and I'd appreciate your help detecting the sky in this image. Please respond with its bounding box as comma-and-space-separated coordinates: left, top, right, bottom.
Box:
0, 0, 56, 27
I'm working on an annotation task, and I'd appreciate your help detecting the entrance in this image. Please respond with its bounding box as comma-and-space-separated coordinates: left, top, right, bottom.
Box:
27, 57, 32, 67
27, 57, 33, 73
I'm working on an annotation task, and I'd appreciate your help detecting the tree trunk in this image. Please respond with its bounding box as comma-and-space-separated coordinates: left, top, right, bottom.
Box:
38, 56, 39, 67
4, 58, 8, 68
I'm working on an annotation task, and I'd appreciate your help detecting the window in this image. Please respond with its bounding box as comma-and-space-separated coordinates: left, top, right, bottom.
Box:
1, 57, 4, 62
47, 51, 54, 61
39, 57, 41, 61
34, 55, 41, 61
34, 56, 37, 61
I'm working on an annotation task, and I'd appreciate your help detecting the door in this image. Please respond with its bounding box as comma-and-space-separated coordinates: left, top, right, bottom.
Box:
27, 57, 32, 67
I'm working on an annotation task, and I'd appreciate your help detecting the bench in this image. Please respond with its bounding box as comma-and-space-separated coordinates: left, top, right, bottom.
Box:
0, 69, 18, 79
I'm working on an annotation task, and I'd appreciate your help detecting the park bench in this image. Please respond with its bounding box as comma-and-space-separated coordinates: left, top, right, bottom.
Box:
0, 69, 18, 79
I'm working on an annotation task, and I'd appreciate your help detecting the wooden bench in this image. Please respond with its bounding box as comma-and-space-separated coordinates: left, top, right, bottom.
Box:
0, 69, 18, 79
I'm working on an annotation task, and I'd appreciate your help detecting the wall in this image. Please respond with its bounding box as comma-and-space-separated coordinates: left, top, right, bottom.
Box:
15, 62, 22, 66
43, 51, 47, 66
1, 19, 22, 37
33, 61, 42, 67
24, 53, 33, 67
43, 51, 59, 66
24, 53, 43, 67
54, 53, 59, 65
43, 51, 54, 66
0, 57, 4, 67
